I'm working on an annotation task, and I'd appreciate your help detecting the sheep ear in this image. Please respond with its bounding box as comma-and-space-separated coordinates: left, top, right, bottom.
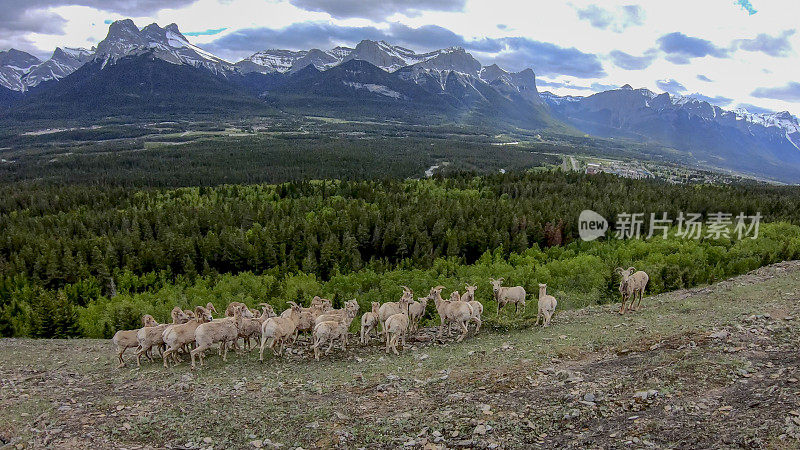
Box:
627, 267, 635, 273
497, 277, 504, 282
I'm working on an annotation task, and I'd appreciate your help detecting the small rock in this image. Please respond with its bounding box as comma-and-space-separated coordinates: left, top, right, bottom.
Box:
583, 393, 596, 402
404, 439, 416, 447
250, 440, 263, 448
203, 437, 213, 444
473, 425, 487, 435
709, 330, 729, 339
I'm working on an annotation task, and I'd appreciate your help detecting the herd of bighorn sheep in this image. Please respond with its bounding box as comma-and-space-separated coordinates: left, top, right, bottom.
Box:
113, 270, 647, 369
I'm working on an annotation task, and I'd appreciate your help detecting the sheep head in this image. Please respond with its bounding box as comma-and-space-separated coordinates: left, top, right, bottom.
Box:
171, 306, 190, 324
141, 315, 157, 327
194, 306, 213, 323
205, 302, 217, 315
449, 291, 461, 302
371, 302, 380, 314
489, 278, 505, 297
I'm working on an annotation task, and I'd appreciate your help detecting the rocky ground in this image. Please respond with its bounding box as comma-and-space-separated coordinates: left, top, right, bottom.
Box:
2, 261, 800, 449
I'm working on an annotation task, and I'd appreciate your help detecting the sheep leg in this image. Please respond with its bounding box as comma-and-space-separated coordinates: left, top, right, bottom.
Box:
116, 347, 127, 368
391, 335, 400, 355
190, 344, 208, 370
326, 340, 334, 355
619, 294, 627, 314
474, 318, 481, 333
636, 290, 644, 310
385, 332, 391, 353
259, 338, 269, 363
456, 321, 468, 342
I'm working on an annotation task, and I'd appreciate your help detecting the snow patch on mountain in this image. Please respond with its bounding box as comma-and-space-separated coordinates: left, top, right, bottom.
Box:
343, 81, 405, 99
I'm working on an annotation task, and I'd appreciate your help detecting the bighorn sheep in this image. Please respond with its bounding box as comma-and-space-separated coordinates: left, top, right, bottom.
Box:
190, 304, 245, 369
260, 302, 302, 361
378, 286, 414, 336
461, 284, 482, 332
135, 307, 191, 367
112, 315, 158, 368
314, 299, 359, 326
239, 304, 276, 351
312, 305, 359, 360
281, 298, 331, 342
360, 302, 381, 345
162, 306, 213, 368
535, 284, 557, 327
408, 294, 429, 332
431, 286, 473, 342
384, 296, 412, 355
616, 267, 649, 314
489, 278, 526, 314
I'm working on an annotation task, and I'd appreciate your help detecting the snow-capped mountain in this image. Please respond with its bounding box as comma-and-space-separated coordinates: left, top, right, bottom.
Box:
235, 48, 347, 73
542, 85, 800, 180
0, 47, 93, 91
0, 49, 42, 91
24, 47, 93, 88
95, 20, 232, 75
237, 40, 487, 75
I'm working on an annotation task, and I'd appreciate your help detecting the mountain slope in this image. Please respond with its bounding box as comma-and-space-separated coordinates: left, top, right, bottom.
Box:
9, 53, 267, 119
543, 85, 800, 182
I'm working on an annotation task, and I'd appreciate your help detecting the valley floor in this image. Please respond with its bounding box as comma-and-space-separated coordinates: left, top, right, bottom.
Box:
2, 261, 800, 449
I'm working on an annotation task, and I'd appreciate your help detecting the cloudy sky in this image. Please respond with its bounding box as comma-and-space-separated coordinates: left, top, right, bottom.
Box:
3, 0, 799, 115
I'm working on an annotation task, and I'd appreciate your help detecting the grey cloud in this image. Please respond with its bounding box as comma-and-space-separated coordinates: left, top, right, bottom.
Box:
688, 93, 733, 106
484, 37, 605, 78
656, 78, 686, 94
737, 103, 774, 114
576, 4, 644, 32
657, 32, 729, 63
0, 0, 197, 39
621, 5, 645, 26
576, 5, 613, 29
608, 49, 656, 70
287, 0, 466, 20
735, 30, 795, 57
696, 74, 713, 82
751, 82, 800, 102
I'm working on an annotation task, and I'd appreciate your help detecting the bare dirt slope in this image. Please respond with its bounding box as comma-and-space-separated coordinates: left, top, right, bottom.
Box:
2, 261, 800, 449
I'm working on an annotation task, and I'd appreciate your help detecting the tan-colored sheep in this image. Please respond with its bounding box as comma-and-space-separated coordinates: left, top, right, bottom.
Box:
280, 299, 330, 342
616, 267, 649, 313
489, 278, 527, 314
112, 315, 158, 368
408, 295, 429, 332
260, 302, 302, 361
535, 284, 557, 327
378, 286, 413, 336
461, 284, 482, 332
384, 296, 412, 355
312, 306, 358, 360
162, 306, 214, 368
239, 304, 276, 352
314, 299, 359, 326
431, 286, 473, 342
135, 306, 191, 367
190, 305, 245, 369
360, 302, 381, 345
225, 301, 247, 318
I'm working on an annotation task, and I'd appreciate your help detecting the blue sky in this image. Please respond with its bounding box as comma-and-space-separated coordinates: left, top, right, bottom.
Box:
2, 0, 799, 116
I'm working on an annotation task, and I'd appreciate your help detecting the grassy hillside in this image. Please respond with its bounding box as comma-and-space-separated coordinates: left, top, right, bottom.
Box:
1, 261, 799, 448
